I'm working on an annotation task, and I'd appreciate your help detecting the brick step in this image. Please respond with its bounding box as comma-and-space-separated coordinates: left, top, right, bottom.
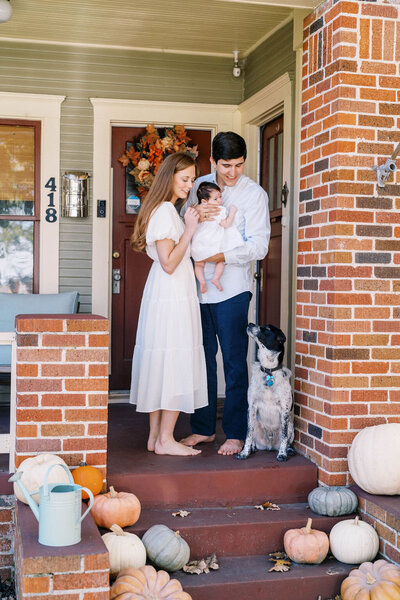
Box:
107, 406, 318, 508
172, 554, 352, 600
116, 504, 353, 559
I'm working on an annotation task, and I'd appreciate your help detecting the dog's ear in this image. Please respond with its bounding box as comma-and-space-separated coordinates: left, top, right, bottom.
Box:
278, 332, 286, 344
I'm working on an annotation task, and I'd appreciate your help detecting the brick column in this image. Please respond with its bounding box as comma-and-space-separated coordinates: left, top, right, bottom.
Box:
295, 0, 400, 485
15, 315, 109, 480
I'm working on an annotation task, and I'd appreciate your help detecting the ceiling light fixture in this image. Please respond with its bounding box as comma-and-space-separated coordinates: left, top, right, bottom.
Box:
0, 0, 12, 23
233, 51, 241, 78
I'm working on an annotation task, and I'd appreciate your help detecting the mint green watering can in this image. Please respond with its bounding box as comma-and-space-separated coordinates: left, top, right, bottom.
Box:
9, 463, 94, 547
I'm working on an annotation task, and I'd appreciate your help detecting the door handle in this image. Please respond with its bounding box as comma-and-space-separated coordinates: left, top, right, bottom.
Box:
281, 181, 289, 207
112, 268, 121, 294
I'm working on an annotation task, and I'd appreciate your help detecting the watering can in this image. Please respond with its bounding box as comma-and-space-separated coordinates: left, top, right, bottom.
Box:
9, 463, 94, 547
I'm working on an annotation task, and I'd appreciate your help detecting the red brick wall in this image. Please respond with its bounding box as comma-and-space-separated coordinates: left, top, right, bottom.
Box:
358, 496, 400, 565
295, 0, 400, 485
15, 315, 109, 480
0, 496, 14, 581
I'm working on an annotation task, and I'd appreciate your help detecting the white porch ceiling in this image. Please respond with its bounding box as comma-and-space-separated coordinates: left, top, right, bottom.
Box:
0, 0, 314, 57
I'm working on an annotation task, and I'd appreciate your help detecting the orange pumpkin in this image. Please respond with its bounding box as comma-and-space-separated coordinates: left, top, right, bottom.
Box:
341, 559, 400, 600
284, 517, 329, 564
91, 486, 141, 529
110, 566, 192, 600
72, 462, 103, 500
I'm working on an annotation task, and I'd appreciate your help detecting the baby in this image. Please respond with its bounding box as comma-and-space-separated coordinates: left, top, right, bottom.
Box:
191, 181, 244, 293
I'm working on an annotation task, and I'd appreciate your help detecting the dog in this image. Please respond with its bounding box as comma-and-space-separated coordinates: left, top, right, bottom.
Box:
237, 323, 295, 462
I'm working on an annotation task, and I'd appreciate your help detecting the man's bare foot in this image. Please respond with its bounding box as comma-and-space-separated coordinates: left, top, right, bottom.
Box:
211, 278, 223, 291
155, 439, 201, 456
218, 439, 244, 455
180, 433, 215, 447
199, 281, 207, 293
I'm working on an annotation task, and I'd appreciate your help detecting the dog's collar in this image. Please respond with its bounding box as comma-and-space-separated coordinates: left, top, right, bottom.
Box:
260, 364, 282, 387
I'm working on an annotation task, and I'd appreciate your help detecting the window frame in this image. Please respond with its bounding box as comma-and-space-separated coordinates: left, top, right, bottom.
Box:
0, 118, 41, 292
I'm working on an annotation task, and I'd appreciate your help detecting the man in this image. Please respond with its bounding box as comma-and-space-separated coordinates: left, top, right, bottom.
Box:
181, 131, 270, 455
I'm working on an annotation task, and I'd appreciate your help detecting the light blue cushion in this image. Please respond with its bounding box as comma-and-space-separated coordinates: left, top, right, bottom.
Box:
0, 291, 79, 367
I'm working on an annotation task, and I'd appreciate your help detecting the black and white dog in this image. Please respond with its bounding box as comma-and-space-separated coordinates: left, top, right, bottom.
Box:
237, 323, 295, 462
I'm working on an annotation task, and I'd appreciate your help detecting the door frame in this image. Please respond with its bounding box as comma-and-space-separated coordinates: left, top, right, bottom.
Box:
90, 98, 241, 322
238, 72, 294, 366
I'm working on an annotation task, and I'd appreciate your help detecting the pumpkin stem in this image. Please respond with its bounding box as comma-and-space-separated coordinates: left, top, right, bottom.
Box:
305, 518, 313, 534
109, 486, 117, 498
110, 524, 125, 535
79, 461, 87, 467
354, 516, 359, 526
175, 530, 180, 537
366, 573, 376, 585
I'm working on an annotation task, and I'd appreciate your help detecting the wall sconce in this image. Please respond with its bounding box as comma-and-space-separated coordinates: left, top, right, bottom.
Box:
233, 51, 241, 78
0, 0, 12, 23
373, 142, 400, 188
61, 172, 90, 218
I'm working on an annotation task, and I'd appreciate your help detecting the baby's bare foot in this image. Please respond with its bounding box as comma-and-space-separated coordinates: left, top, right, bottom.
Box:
200, 281, 207, 293
155, 439, 201, 456
211, 278, 223, 291
180, 433, 215, 446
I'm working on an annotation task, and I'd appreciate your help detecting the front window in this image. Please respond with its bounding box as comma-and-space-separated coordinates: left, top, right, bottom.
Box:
0, 120, 40, 293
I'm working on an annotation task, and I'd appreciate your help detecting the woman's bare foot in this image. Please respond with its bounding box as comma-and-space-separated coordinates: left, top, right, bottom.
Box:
180, 433, 215, 447
155, 439, 201, 456
218, 439, 243, 455
147, 435, 157, 452
211, 278, 223, 291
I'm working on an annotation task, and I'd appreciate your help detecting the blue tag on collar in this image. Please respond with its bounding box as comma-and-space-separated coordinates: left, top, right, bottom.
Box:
265, 374, 274, 387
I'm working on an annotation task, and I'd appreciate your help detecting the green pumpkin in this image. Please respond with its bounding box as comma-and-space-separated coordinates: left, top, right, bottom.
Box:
142, 524, 190, 572
308, 486, 358, 517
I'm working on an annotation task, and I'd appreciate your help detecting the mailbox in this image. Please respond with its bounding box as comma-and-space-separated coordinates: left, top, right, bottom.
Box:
61, 171, 90, 218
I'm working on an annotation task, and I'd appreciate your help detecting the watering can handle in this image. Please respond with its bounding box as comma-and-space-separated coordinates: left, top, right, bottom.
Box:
79, 488, 94, 523
43, 463, 74, 497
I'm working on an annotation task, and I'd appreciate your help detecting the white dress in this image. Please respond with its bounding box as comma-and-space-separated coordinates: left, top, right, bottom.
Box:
129, 202, 208, 413
190, 207, 244, 262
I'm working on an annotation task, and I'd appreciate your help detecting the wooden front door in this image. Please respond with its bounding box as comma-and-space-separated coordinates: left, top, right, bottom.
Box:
110, 127, 212, 390
257, 115, 284, 329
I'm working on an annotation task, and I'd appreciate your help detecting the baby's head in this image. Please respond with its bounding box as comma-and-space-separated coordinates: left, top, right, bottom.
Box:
196, 181, 222, 206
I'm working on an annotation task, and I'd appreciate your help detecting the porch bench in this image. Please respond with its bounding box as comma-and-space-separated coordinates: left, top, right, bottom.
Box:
0, 291, 79, 372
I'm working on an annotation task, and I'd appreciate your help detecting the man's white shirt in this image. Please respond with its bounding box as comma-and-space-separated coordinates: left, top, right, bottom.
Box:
182, 173, 271, 304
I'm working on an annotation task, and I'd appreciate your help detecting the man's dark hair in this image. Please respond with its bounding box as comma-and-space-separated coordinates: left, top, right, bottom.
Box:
196, 181, 221, 204
212, 131, 247, 163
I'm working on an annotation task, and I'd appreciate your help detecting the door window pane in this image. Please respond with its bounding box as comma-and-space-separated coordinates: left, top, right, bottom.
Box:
0, 125, 35, 216
0, 221, 33, 293
276, 132, 283, 209
268, 137, 275, 211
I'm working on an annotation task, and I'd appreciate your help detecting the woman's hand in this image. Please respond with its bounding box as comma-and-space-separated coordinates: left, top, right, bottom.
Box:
196, 203, 221, 223
184, 206, 200, 235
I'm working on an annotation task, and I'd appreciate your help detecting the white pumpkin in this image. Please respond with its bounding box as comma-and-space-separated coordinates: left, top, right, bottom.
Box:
348, 423, 400, 495
13, 453, 70, 504
329, 516, 379, 565
102, 524, 146, 577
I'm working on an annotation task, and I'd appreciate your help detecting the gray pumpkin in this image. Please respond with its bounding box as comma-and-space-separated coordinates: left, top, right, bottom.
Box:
308, 486, 358, 517
142, 524, 190, 572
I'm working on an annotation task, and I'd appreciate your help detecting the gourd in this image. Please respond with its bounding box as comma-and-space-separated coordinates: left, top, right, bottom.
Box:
142, 525, 190, 572
102, 524, 146, 577
341, 559, 400, 600
110, 565, 192, 600
283, 518, 329, 564
91, 486, 141, 529
330, 516, 379, 564
348, 423, 400, 495
308, 486, 358, 517
72, 462, 103, 500
13, 453, 70, 504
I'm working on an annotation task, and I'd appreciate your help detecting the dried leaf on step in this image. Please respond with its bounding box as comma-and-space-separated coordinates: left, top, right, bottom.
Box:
269, 551, 287, 560
254, 501, 280, 511
268, 558, 291, 566
172, 510, 191, 518
269, 560, 291, 572
183, 553, 219, 575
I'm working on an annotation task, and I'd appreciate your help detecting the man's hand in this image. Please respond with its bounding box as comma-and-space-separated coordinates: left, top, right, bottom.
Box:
195, 204, 221, 223
205, 252, 225, 263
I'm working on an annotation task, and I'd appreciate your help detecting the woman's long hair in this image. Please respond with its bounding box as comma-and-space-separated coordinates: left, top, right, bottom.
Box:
130, 153, 198, 253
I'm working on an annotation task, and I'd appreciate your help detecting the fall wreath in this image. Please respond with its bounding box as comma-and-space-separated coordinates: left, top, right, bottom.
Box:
119, 124, 198, 207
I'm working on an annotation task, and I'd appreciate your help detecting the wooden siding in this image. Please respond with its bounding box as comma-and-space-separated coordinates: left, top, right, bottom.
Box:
244, 21, 295, 100
0, 41, 242, 311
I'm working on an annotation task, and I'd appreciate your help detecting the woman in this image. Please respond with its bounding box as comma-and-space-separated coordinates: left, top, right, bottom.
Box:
130, 153, 208, 456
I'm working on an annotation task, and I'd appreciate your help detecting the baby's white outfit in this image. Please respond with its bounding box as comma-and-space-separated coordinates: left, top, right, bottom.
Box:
190, 207, 244, 262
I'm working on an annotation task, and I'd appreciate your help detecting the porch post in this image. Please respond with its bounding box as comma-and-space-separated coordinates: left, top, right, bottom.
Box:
295, 0, 400, 485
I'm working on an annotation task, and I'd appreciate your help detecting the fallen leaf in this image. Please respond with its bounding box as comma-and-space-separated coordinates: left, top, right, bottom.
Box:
183, 553, 219, 574
172, 510, 191, 518
254, 501, 280, 511
254, 505, 264, 510
268, 558, 291, 566
269, 562, 290, 572
269, 552, 287, 560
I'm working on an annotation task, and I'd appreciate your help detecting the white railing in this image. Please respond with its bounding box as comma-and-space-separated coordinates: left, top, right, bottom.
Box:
0, 332, 16, 472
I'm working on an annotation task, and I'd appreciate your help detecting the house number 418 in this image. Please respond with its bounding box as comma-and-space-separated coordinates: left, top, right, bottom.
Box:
44, 177, 57, 223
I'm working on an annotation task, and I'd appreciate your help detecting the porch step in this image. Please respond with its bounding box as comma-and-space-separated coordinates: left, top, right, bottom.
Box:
172, 554, 352, 600
120, 504, 352, 559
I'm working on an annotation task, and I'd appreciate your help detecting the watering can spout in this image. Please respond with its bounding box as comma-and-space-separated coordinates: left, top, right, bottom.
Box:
8, 471, 40, 522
